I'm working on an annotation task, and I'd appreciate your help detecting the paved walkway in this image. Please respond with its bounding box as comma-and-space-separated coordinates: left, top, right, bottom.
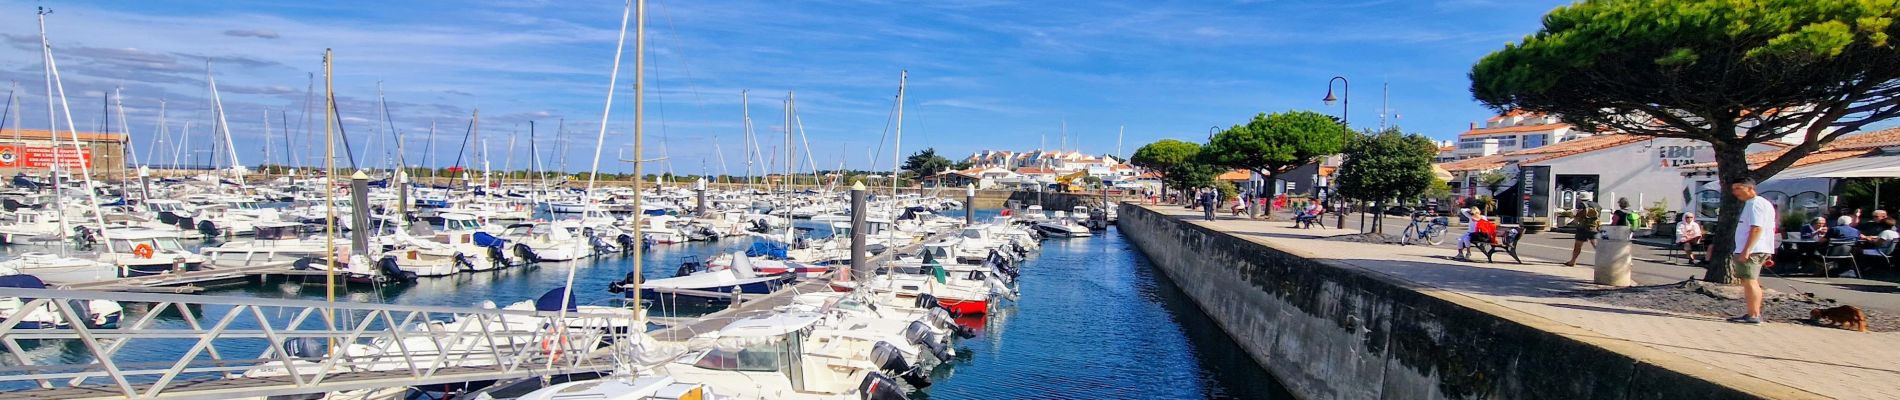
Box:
1319, 210, 1900, 313
1145, 204, 1899, 400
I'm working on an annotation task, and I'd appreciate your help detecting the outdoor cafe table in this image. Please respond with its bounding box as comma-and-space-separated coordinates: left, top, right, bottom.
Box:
1779, 238, 1827, 274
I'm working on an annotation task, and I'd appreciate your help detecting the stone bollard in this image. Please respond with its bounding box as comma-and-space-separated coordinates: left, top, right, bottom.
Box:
1594, 225, 1634, 286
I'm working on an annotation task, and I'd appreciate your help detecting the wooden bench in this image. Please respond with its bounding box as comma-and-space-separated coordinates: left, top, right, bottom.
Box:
1471, 226, 1523, 264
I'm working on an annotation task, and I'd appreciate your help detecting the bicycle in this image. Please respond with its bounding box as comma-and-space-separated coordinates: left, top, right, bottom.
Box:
1399, 211, 1450, 246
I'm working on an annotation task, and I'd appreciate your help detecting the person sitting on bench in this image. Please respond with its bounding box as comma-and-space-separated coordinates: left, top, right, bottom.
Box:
1293, 202, 1325, 228
1457, 207, 1491, 260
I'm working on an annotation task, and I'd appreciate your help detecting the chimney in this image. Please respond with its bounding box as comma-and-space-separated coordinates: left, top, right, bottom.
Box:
1468, 121, 1477, 130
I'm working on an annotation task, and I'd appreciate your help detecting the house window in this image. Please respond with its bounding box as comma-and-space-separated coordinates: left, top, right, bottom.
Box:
1522, 134, 1548, 149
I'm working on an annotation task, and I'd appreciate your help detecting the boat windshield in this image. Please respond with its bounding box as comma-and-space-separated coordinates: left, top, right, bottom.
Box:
234, 202, 261, 210
154, 238, 185, 251
691, 341, 787, 372
960, 229, 984, 239
444, 219, 477, 231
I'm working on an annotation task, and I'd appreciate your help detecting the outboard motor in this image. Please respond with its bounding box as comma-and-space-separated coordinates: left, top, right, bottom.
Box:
674, 258, 706, 278
194, 220, 220, 237
858, 372, 910, 400
928, 308, 977, 338
913, 293, 946, 312
904, 320, 953, 362
377, 256, 419, 283
617, 234, 636, 253
868, 341, 930, 389
606, 271, 641, 294
283, 337, 325, 358
453, 253, 477, 272
589, 235, 615, 254
514, 244, 541, 263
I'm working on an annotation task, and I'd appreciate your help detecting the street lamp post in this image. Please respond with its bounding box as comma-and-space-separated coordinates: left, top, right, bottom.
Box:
1207, 126, 1219, 142
1324, 76, 1350, 229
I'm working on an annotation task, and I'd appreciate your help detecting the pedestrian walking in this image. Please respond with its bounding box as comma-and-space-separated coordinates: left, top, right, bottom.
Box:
1727, 179, 1776, 325
1563, 203, 1601, 267
1199, 188, 1216, 221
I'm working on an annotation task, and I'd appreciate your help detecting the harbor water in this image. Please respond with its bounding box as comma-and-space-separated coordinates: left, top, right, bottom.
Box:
8, 209, 1290, 398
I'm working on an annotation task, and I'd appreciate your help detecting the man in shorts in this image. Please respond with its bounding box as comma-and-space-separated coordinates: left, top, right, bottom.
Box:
1727, 179, 1777, 325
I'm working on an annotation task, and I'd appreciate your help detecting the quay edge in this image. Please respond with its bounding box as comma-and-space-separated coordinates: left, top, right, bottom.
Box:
1115, 202, 1817, 400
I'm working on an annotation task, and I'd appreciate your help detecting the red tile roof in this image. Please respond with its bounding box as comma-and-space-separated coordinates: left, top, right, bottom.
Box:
1437, 154, 1511, 172
1680, 128, 1900, 169
1216, 169, 1251, 181
1516, 135, 1651, 165
1015, 167, 1054, 174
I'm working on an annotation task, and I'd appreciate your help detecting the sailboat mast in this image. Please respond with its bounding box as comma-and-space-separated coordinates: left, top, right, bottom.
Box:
742, 90, 753, 189
891, 70, 905, 197
40, 8, 114, 252
321, 48, 339, 334
116, 88, 136, 168
629, 0, 648, 314
784, 92, 793, 192
37, 8, 68, 236
207, 63, 243, 185
557, 0, 636, 357
263, 107, 273, 178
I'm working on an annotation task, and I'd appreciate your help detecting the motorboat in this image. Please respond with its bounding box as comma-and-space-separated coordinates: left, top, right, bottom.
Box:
200, 221, 340, 268
658, 311, 915, 400
0, 253, 117, 284
97, 228, 208, 276
616, 253, 794, 303
0, 275, 122, 328
498, 222, 589, 262
1034, 214, 1093, 238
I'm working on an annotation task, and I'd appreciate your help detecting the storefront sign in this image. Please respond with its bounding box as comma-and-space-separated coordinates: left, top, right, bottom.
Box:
1656, 144, 1711, 169
0, 145, 93, 169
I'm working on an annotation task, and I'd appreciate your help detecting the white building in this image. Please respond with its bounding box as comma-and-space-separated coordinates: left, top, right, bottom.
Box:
1452, 111, 1595, 160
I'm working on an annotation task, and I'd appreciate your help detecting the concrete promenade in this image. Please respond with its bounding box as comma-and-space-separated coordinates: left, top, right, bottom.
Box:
1142, 203, 1898, 400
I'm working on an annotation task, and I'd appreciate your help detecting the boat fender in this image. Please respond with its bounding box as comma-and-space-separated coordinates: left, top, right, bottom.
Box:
858, 371, 913, 400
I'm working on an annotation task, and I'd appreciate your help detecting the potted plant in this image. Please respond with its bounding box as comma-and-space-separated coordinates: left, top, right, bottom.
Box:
1644, 201, 1672, 237
1522, 216, 1549, 234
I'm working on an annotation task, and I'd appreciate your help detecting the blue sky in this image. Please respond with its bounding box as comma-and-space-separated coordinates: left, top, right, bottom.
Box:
0, 0, 1565, 174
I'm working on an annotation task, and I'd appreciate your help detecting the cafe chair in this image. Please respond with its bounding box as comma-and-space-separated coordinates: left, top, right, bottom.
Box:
1821, 242, 1861, 279
1868, 241, 1896, 269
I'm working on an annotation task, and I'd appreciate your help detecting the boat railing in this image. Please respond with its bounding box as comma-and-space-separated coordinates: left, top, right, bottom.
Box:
0, 287, 637, 398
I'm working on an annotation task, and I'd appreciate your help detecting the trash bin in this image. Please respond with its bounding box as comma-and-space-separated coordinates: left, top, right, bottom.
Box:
1594, 225, 1634, 287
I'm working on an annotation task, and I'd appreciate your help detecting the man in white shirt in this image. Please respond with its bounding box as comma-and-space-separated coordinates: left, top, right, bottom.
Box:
1727, 180, 1777, 325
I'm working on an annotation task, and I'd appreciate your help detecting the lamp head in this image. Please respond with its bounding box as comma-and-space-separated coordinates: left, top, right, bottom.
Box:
1322, 88, 1338, 106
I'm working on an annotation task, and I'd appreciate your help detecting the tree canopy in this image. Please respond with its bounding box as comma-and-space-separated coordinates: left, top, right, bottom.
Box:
901, 148, 953, 178
1469, 0, 1900, 282
1132, 139, 1220, 194
1334, 128, 1436, 206
1471, 0, 1900, 180
1130, 139, 1200, 171
1203, 111, 1351, 179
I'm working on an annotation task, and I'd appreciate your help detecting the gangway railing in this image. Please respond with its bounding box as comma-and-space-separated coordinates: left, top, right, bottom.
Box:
0, 287, 641, 399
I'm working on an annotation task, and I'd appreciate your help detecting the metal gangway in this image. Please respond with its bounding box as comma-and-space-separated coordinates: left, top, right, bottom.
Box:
0, 287, 643, 399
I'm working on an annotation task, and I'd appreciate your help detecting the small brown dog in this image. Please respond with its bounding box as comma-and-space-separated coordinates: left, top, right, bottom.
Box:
1810, 306, 1867, 332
